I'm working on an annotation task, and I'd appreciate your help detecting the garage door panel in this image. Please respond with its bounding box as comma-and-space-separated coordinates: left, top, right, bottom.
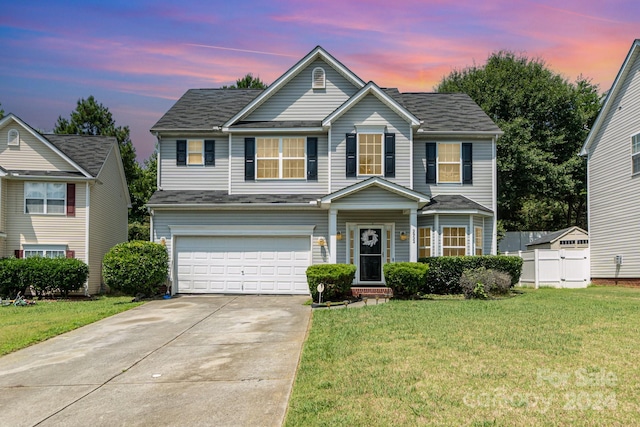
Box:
176, 236, 310, 294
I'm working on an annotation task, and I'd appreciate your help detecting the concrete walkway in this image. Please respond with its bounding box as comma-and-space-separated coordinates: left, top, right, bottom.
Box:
0, 295, 311, 427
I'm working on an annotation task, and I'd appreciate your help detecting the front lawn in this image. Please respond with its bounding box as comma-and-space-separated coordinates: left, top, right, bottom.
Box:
286, 287, 640, 426
0, 296, 142, 356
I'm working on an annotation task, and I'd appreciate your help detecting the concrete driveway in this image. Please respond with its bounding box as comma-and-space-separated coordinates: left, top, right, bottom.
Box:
0, 295, 311, 427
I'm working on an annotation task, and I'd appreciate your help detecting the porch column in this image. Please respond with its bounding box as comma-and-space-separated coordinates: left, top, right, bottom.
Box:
469, 215, 474, 256
329, 208, 337, 263
410, 209, 418, 262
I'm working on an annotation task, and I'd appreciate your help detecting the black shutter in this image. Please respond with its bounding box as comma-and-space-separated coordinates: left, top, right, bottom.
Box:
14, 250, 24, 259
462, 143, 472, 184
176, 140, 186, 166
426, 142, 436, 183
245, 138, 255, 181
384, 133, 396, 178
346, 134, 357, 177
205, 140, 215, 166
307, 137, 318, 181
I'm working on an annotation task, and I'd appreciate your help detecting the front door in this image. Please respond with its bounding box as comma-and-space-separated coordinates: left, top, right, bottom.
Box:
359, 227, 383, 282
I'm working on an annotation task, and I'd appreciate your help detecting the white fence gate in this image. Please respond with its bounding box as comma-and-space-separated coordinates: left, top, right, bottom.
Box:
505, 249, 590, 288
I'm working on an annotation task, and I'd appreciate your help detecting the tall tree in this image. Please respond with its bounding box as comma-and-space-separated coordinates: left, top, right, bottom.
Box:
129, 152, 157, 224
222, 73, 267, 89
437, 52, 602, 231
0, 102, 4, 119
54, 96, 138, 188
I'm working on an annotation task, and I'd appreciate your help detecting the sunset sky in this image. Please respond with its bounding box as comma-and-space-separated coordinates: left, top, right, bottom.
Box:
1, 0, 638, 161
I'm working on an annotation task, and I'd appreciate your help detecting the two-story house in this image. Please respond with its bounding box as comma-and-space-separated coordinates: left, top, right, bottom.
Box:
580, 39, 640, 284
0, 114, 130, 295
148, 46, 501, 295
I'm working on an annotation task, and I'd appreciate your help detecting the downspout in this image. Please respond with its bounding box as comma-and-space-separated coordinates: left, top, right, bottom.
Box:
492, 134, 498, 255
155, 133, 162, 189
84, 181, 90, 296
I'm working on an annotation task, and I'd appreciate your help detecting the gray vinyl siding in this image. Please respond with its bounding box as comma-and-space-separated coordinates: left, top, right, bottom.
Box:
473, 215, 492, 255
336, 210, 410, 264
246, 59, 359, 121
331, 94, 412, 191
159, 136, 228, 191
5, 179, 87, 262
88, 147, 129, 294
332, 186, 414, 206
413, 137, 494, 209
230, 134, 328, 194
152, 209, 328, 267
587, 50, 640, 279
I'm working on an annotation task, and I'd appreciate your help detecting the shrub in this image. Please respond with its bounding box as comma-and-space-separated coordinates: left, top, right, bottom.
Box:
49, 258, 90, 296
103, 241, 168, 297
128, 221, 150, 242
418, 256, 523, 294
306, 264, 357, 301
0, 257, 89, 298
383, 262, 429, 298
0, 258, 27, 298
460, 267, 512, 299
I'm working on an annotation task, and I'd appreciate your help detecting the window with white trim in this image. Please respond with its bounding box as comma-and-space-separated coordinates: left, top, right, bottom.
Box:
25, 182, 66, 214
256, 137, 305, 179
188, 140, 204, 165
358, 133, 382, 176
24, 245, 67, 258
438, 143, 461, 183
8, 129, 19, 146
474, 226, 483, 256
442, 226, 466, 256
312, 67, 325, 89
419, 227, 432, 258
632, 133, 640, 174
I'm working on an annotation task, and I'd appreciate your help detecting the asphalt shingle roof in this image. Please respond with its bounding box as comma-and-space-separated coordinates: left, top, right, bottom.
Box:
423, 195, 492, 213
526, 226, 586, 246
151, 89, 263, 131
151, 88, 500, 134
148, 190, 324, 206
45, 134, 115, 177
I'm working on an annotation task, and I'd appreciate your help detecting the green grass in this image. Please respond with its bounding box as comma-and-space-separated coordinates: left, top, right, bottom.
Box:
286, 287, 640, 426
0, 296, 142, 356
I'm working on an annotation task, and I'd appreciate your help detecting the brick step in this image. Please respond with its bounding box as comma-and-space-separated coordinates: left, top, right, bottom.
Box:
351, 287, 393, 298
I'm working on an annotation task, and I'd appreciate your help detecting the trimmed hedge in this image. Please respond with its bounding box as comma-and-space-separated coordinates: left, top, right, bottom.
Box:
383, 262, 429, 298
418, 255, 522, 294
306, 264, 357, 301
102, 241, 169, 297
0, 257, 89, 298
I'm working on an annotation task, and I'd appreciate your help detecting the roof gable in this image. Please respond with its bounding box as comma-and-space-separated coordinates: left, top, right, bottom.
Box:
0, 114, 93, 177
581, 39, 640, 156
323, 82, 420, 127
223, 46, 366, 129
321, 177, 429, 207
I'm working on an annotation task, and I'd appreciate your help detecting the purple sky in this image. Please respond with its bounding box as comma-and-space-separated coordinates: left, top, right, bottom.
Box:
1, 0, 638, 162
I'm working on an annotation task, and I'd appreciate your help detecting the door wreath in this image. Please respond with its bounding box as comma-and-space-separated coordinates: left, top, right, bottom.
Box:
361, 229, 379, 247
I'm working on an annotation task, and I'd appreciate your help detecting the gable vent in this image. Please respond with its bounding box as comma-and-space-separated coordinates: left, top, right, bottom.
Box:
8, 129, 19, 146
312, 67, 325, 89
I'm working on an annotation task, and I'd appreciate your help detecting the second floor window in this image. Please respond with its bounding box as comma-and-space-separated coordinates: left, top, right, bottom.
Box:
188, 140, 204, 165
632, 133, 640, 174
438, 143, 461, 183
25, 182, 66, 214
426, 142, 472, 184
358, 133, 382, 176
257, 137, 305, 179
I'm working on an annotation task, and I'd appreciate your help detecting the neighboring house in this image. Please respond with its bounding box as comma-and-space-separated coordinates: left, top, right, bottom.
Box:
148, 46, 502, 295
580, 39, 640, 285
0, 114, 131, 295
525, 226, 589, 250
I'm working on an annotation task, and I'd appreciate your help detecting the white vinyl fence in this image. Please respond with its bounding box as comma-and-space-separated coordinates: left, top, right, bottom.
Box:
505, 249, 590, 288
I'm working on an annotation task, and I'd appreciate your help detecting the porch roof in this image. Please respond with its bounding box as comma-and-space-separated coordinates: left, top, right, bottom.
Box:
420, 195, 493, 215
320, 177, 430, 209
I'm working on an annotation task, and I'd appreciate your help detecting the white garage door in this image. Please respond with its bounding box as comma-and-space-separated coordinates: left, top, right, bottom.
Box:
175, 236, 311, 294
